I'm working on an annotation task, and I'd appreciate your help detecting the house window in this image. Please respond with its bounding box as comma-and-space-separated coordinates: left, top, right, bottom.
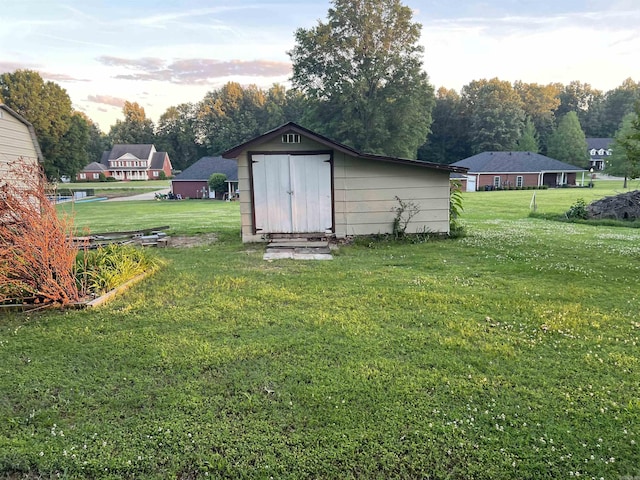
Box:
590, 149, 596, 155
493, 176, 501, 188
93, 173, 100, 179
153, 171, 159, 177
79, 173, 86, 179
282, 133, 300, 143
516, 176, 523, 188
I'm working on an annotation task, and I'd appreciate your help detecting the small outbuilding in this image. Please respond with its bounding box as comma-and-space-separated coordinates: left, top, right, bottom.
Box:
222, 122, 467, 243
451, 151, 586, 191
171, 156, 238, 199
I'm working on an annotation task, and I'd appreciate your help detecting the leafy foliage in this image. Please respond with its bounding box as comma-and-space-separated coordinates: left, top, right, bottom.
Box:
515, 117, 540, 152
565, 198, 589, 219
207, 173, 227, 194
614, 102, 640, 182
449, 180, 465, 236
289, 0, 434, 158
0, 69, 91, 179
547, 112, 590, 166
108, 101, 155, 145
391, 195, 420, 238
461, 78, 525, 153
155, 103, 207, 172
76, 244, 162, 295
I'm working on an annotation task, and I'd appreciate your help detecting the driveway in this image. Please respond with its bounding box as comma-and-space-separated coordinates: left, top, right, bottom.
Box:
104, 188, 170, 202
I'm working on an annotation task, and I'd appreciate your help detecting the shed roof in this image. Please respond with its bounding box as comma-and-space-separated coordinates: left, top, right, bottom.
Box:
0, 104, 44, 162
173, 156, 238, 182
451, 151, 586, 173
222, 122, 468, 174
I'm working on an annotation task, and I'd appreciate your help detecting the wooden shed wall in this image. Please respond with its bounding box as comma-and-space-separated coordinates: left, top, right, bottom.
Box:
236, 135, 450, 242
333, 152, 450, 236
0, 112, 39, 185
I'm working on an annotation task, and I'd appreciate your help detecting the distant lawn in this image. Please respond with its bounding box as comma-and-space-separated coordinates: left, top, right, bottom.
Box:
2, 182, 639, 478
57, 200, 241, 236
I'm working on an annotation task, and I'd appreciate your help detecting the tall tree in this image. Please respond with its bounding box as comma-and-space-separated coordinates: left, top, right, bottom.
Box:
516, 117, 540, 152
547, 112, 590, 167
0, 69, 75, 179
196, 82, 268, 155
461, 78, 525, 153
514, 81, 559, 154
596, 78, 640, 137
612, 104, 640, 186
108, 101, 155, 145
289, 0, 434, 159
156, 103, 206, 171
554, 81, 602, 136
49, 112, 91, 179
418, 87, 470, 164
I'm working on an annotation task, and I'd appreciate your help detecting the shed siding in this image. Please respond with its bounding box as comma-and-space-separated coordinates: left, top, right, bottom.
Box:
0, 112, 39, 187
333, 153, 450, 237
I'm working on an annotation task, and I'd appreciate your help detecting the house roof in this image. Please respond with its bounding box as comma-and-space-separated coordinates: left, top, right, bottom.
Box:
81, 162, 108, 172
451, 151, 586, 173
150, 152, 170, 170
0, 104, 44, 162
108, 144, 155, 161
586, 138, 613, 151
222, 122, 468, 174
172, 156, 238, 182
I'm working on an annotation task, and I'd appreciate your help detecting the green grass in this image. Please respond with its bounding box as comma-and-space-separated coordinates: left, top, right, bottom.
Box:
58, 180, 170, 198
58, 200, 240, 236
2, 183, 640, 478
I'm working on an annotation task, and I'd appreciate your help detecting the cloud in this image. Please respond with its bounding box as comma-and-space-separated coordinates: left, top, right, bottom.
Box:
0, 61, 39, 73
86, 95, 127, 108
0, 62, 89, 83
96, 56, 292, 85
41, 72, 90, 82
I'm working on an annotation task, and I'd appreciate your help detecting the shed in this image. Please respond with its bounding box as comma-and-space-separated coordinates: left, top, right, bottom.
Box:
0, 104, 43, 190
171, 156, 238, 199
222, 122, 467, 243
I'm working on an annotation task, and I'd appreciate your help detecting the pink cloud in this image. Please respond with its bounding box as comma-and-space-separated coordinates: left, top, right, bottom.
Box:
86, 95, 127, 108
96, 56, 291, 85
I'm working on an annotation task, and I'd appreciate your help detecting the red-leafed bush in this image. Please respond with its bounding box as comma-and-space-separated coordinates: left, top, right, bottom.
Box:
0, 160, 81, 306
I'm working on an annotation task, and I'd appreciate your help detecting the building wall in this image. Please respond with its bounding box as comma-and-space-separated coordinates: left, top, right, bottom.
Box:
333, 152, 450, 236
172, 180, 208, 199
236, 134, 451, 242
474, 173, 540, 189
0, 111, 39, 188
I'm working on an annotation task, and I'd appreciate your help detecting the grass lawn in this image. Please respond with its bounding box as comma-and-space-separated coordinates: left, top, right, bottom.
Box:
58, 180, 171, 199
1, 182, 639, 478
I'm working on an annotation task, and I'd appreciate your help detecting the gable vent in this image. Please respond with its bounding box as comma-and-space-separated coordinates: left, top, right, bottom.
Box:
282, 133, 301, 144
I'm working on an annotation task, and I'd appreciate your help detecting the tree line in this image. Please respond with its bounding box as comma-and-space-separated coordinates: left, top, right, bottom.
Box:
1, 0, 639, 181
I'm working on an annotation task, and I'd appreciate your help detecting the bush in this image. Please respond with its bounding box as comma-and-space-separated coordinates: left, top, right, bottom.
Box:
0, 162, 80, 305
105, 176, 118, 182
208, 173, 227, 195
566, 198, 589, 219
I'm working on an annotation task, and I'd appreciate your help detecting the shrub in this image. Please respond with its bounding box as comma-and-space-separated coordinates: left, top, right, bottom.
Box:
0, 161, 80, 306
566, 198, 589, 219
208, 173, 227, 196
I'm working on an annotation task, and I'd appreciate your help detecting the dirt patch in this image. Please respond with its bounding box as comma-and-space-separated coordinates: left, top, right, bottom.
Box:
167, 233, 218, 248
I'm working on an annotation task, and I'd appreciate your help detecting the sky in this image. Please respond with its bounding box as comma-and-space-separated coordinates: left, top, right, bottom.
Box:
2, 0, 640, 132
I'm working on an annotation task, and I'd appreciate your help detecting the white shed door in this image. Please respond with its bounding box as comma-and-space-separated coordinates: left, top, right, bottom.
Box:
252, 154, 332, 234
